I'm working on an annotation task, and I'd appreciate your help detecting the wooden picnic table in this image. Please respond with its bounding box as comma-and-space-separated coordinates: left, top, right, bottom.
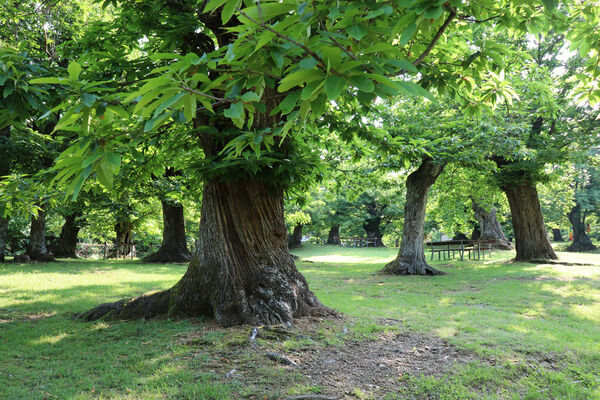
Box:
426, 240, 494, 261
334, 236, 379, 247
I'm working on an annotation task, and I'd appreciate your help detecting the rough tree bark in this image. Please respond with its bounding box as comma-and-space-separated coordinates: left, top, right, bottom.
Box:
144, 201, 191, 262
54, 212, 82, 258
114, 221, 134, 258
289, 224, 303, 249
26, 205, 55, 261
552, 229, 564, 242
79, 180, 329, 326
471, 201, 513, 250
382, 159, 446, 275
566, 204, 596, 252
326, 225, 340, 245
502, 183, 557, 260
363, 201, 385, 247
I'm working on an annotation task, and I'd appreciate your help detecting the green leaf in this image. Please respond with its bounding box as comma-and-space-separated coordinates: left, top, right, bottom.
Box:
80, 93, 97, 107
106, 152, 121, 174
223, 101, 243, 119
347, 24, 367, 40
71, 164, 93, 201
299, 57, 318, 70
29, 77, 68, 85
183, 94, 196, 121
423, 7, 442, 19
204, 0, 229, 13
279, 90, 301, 114
153, 92, 186, 117
241, 3, 295, 21
270, 48, 284, 69
240, 91, 261, 102
221, 0, 240, 23
397, 81, 436, 101
349, 75, 374, 93
324, 75, 346, 100
278, 69, 321, 92
68, 62, 82, 81
400, 21, 417, 46
225, 44, 236, 62
96, 159, 113, 188
541, 0, 557, 11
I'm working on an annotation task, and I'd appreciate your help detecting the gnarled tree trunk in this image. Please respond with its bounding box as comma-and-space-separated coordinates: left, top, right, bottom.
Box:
503, 183, 557, 260
363, 202, 385, 247
55, 212, 82, 258
144, 201, 191, 262
289, 223, 303, 248
26, 205, 54, 261
327, 225, 340, 245
114, 221, 134, 259
382, 159, 445, 275
552, 229, 564, 242
567, 204, 596, 252
471, 201, 513, 250
79, 179, 329, 327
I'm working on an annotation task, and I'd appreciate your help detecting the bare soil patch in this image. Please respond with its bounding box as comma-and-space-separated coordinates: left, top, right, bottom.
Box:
180, 316, 480, 399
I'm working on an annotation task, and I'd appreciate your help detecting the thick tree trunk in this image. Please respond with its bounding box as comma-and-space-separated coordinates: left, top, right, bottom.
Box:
326, 225, 340, 245
79, 179, 330, 326
144, 201, 191, 262
114, 221, 134, 258
382, 159, 445, 275
363, 201, 385, 247
55, 212, 82, 258
0, 216, 7, 262
471, 201, 513, 250
566, 205, 596, 252
26, 205, 54, 261
502, 183, 557, 260
289, 224, 303, 248
552, 228, 564, 242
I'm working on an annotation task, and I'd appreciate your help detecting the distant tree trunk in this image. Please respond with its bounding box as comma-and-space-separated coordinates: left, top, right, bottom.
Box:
79, 179, 329, 326
383, 159, 445, 275
144, 201, 191, 262
363, 201, 385, 247
327, 225, 340, 244
0, 216, 7, 262
471, 201, 513, 250
0, 126, 10, 262
26, 205, 54, 261
502, 183, 557, 260
289, 224, 303, 248
471, 225, 481, 240
552, 229, 564, 242
55, 212, 82, 258
115, 221, 134, 258
567, 204, 596, 252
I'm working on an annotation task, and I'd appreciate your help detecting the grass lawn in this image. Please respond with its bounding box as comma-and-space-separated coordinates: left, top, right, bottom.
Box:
1, 245, 599, 399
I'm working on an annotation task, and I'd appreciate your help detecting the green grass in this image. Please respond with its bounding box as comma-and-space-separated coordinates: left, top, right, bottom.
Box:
1, 246, 599, 399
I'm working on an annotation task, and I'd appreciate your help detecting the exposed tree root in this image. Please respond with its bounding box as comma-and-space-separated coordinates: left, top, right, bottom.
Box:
142, 249, 191, 263
77, 290, 174, 321
381, 258, 445, 276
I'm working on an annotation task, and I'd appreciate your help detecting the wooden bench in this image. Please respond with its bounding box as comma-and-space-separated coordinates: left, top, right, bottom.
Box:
426, 240, 494, 261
